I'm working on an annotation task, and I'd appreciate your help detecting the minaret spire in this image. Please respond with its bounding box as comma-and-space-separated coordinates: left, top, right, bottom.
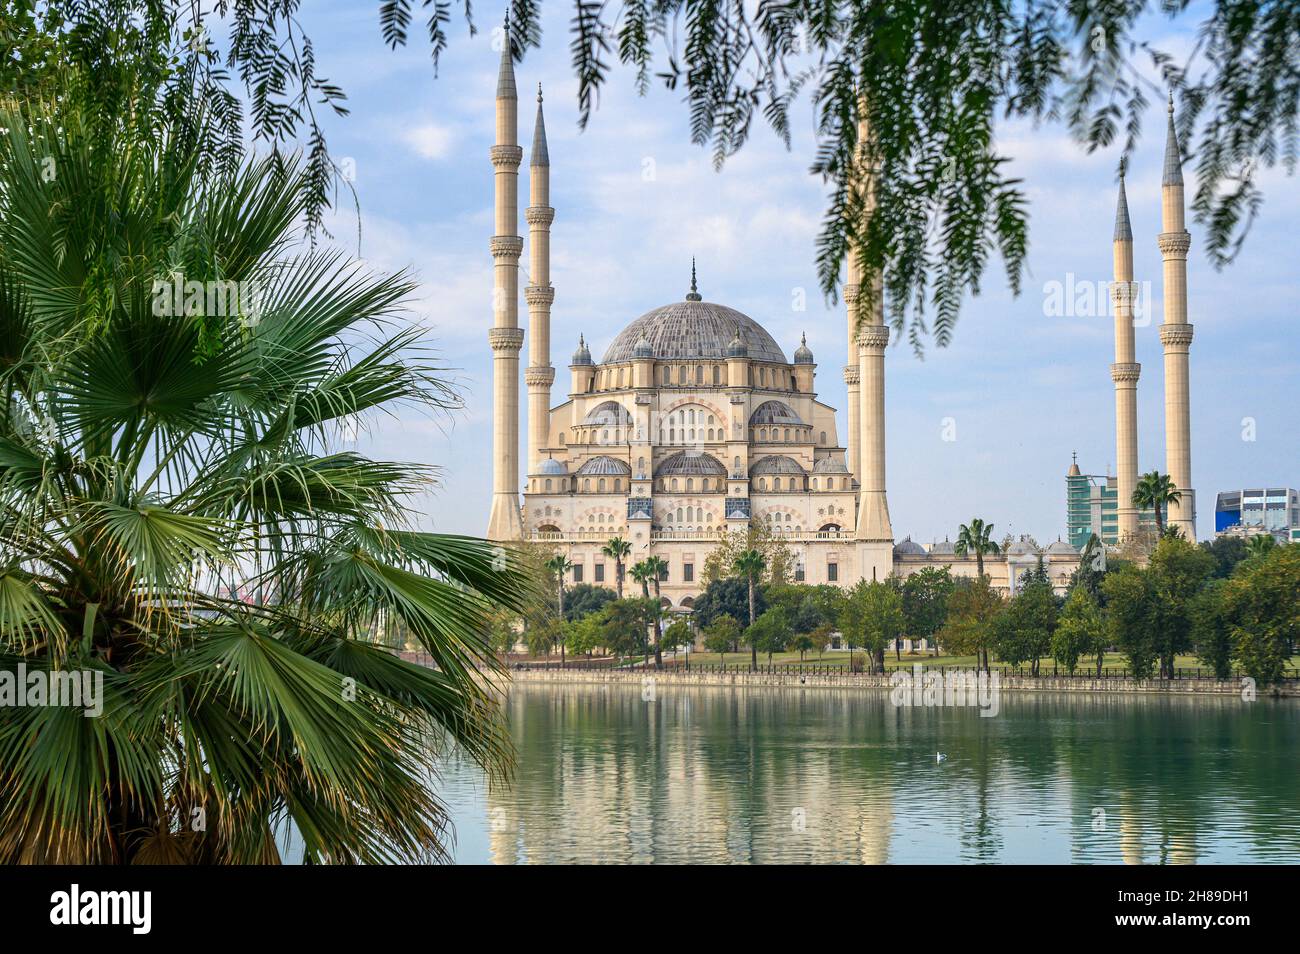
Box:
1159, 91, 1196, 537
525, 80, 557, 479
1110, 159, 1141, 539
486, 14, 526, 540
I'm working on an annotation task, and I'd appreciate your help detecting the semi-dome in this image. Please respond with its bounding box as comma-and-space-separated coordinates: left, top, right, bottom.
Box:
813, 457, 848, 473
582, 401, 632, 425
894, 537, 926, 556
749, 401, 803, 426
749, 455, 806, 476
574, 455, 631, 476
601, 299, 787, 364
537, 457, 567, 476
655, 451, 727, 477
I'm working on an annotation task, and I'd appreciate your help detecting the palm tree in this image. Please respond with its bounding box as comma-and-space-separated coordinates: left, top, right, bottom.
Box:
643, 555, 669, 669
602, 536, 632, 598
1132, 471, 1182, 536
1245, 534, 1276, 559
732, 549, 766, 671
0, 99, 531, 864
543, 554, 573, 668
629, 559, 655, 665
955, 518, 1001, 579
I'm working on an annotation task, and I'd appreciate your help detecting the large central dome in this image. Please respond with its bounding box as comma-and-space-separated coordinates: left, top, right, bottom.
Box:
601, 298, 787, 365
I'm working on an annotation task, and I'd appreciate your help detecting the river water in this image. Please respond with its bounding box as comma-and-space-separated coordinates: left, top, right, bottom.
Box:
436, 681, 1300, 864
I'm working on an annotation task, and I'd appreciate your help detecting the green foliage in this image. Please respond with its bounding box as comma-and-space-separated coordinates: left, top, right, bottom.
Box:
701, 613, 741, 657
1132, 472, 1182, 536
1200, 535, 1250, 579
1221, 545, 1300, 685
0, 92, 529, 862
937, 576, 1003, 668
1102, 564, 1161, 679
564, 613, 605, 658
955, 519, 1000, 577
599, 598, 652, 658
562, 582, 616, 622
745, 607, 790, 664
701, 522, 792, 586
1147, 535, 1215, 678
839, 580, 904, 674
902, 566, 955, 641
691, 577, 766, 630
991, 578, 1057, 674
1190, 579, 1234, 679
661, 619, 693, 654
1052, 587, 1105, 675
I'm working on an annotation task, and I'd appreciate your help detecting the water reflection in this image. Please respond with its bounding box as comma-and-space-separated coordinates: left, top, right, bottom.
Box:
437, 684, 1300, 865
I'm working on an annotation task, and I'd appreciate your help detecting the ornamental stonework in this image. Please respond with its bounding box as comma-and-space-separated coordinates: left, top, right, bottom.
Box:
525, 367, 556, 386
1157, 230, 1191, 258
1159, 324, 1195, 349
1110, 361, 1141, 383
524, 285, 555, 306
488, 327, 525, 351
525, 206, 555, 226
856, 325, 890, 351
488, 144, 523, 168
843, 366, 860, 385
490, 235, 524, 258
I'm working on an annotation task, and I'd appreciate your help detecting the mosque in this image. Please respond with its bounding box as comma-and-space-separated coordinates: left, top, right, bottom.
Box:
481, 32, 1196, 611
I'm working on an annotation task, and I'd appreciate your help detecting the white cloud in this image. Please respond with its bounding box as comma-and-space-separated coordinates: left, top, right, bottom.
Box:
403, 123, 455, 160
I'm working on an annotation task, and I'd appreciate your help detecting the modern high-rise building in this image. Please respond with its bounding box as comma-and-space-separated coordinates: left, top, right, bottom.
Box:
1214, 488, 1300, 543
1066, 453, 1156, 548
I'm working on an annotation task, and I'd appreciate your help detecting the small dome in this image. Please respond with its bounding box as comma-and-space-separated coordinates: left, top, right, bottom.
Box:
1047, 539, 1078, 555
571, 334, 593, 366
793, 333, 814, 365
813, 457, 848, 474
582, 401, 632, 426
1006, 536, 1039, 556
632, 336, 653, 359
749, 455, 807, 476
749, 401, 803, 426
655, 451, 727, 477
930, 538, 955, 555
537, 457, 567, 476
727, 329, 748, 358
894, 537, 926, 557
574, 455, 631, 476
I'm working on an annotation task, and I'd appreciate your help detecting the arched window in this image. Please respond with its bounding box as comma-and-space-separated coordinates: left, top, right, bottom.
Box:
696, 365, 703, 384
784, 428, 791, 442
583, 478, 591, 492
545, 479, 552, 492
712, 366, 720, 385
613, 478, 621, 492
820, 431, 826, 445
759, 478, 767, 491
671, 478, 679, 491
686, 478, 694, 492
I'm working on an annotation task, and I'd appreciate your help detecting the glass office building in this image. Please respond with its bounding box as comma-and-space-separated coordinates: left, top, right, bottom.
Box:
1214, 488, 1300, 542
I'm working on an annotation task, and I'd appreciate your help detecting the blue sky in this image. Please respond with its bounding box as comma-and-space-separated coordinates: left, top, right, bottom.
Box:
297, 2, 1297, 545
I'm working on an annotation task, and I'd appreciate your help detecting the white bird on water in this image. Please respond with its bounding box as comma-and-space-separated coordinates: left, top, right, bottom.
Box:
936, 753, 947, 763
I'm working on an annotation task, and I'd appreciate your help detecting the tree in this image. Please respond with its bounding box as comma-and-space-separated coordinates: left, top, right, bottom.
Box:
0, 97, 529, 862
1147, 535, 1214, 678
1070, 534, 1108, 600
643, 555, 669, 668
563, 582, 616, 623
790, 633, 815, 662
692, 577, 768, 631
955, 519, 1001, 579
991, 578, 1057, 675
71, 4, 1292, 354
1245, 534, 1277, 561
600, 599, 654, 659
601, 536, 632, 599
703, 521, 794, 587
661, 619, 693, 656
732, 549, 767, 671
902, 566, 955, 656
938, 577, 1003, 673
746, 607, 791, 665
702, 614, 741, 666
1220, 545, 1300, 685
565, 614, 605, 659
543, 554, 574, 668
1102, 564, 1161, 679
809, 624, 834, 660
1052, 588, 1105, 676
1132, 472, 1182, 537
839, 581, 905, 674
1190, 580, 1234, 679
1200, 535, 1250, 579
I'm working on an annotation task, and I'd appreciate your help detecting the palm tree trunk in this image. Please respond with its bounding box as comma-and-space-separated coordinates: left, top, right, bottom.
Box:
976, 552, 984, 578
748, 576, 757, 672
557, 582, 565, 669
616, 560, 624, 599
651, 579, 663, 669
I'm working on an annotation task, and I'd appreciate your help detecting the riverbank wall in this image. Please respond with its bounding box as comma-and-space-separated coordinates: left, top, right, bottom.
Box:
505, 666, 1300, 697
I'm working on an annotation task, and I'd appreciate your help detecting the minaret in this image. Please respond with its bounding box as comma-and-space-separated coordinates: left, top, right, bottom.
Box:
525, 83, 556, 477
1110, 161, 1141, 539
486, 17, 526, 541
850, 101, 893, 576
1159, 94, 1196, 537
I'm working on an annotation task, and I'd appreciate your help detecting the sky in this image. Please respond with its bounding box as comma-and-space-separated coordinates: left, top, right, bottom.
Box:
294, 2, 1297, 545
